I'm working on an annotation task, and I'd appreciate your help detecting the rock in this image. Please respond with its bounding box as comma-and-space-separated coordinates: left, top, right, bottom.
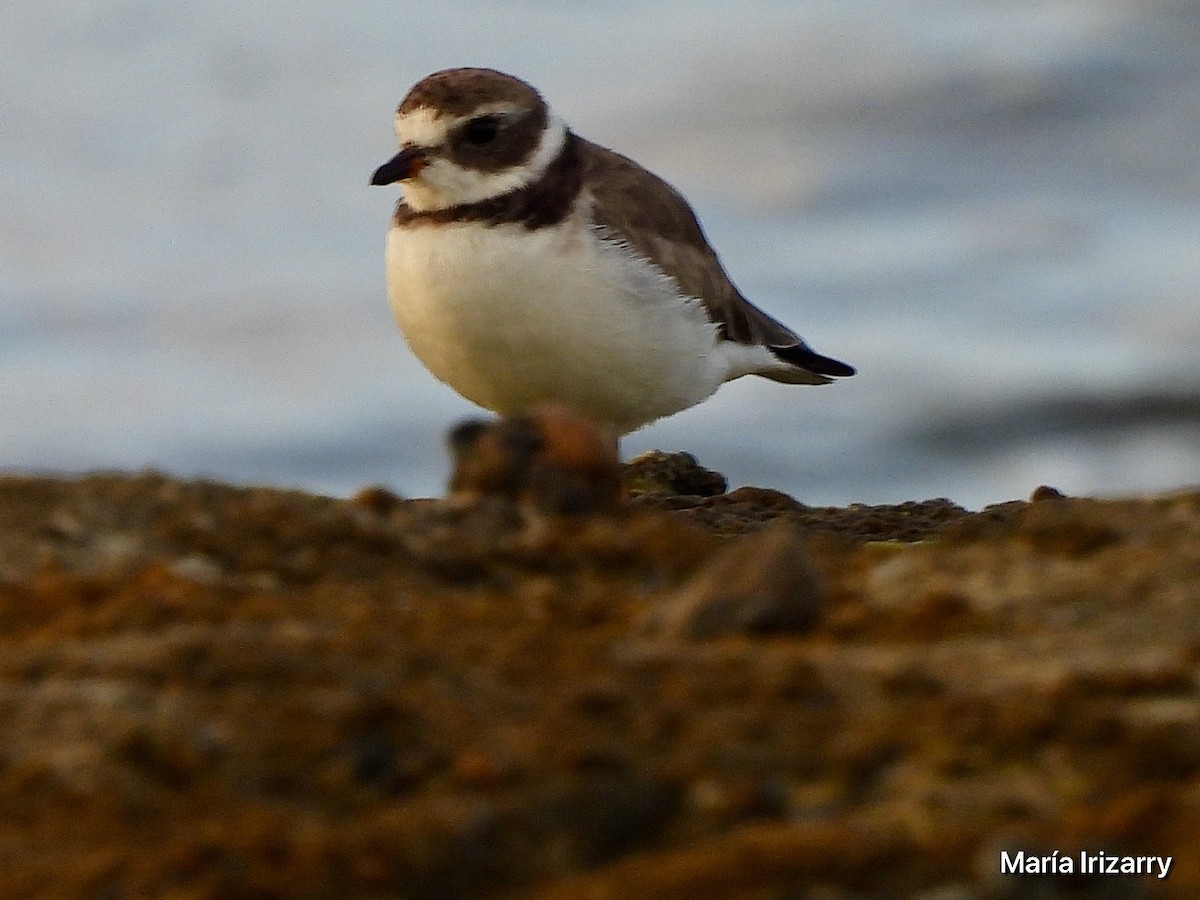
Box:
0, 473, 1198, 898
638, 527, 824, 639
1030, 484, 1068, 502
622, 450, 728, 497
447, 404, 621, 515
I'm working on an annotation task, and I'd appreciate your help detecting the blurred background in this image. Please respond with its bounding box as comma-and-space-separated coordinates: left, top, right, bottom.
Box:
2, 0, 1198, 508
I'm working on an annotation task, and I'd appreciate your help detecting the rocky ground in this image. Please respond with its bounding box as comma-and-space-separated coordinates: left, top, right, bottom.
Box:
0, 454, 1197, 899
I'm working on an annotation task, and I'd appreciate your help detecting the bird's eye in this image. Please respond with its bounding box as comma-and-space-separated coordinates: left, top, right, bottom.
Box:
463, 116, 500, 146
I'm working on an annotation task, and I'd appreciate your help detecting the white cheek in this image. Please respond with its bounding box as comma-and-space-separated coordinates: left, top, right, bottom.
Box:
402, 159, 519, 212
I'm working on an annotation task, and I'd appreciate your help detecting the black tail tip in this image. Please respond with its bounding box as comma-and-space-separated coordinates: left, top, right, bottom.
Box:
774, 343, 856, 378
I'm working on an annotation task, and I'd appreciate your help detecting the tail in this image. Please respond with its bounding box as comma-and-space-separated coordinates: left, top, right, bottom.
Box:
760, 342, 856, 385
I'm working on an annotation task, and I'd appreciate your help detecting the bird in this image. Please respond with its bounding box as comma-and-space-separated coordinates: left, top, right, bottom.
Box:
371, 67, 854, 435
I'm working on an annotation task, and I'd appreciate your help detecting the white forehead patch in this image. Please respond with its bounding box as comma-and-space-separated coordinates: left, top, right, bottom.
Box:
393, 108, 445, 148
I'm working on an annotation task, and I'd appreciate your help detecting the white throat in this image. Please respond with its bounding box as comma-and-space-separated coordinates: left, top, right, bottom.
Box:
397, 113, 568, 212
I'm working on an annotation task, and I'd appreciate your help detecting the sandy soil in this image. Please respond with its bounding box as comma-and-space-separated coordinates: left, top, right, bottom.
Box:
0, 457, 1197, 899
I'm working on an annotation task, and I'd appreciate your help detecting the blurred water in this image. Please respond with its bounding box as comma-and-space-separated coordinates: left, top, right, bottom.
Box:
2, 0, 1198, 508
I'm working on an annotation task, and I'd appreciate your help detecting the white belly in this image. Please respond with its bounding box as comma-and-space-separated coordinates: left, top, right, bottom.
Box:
384, 216, 728, 433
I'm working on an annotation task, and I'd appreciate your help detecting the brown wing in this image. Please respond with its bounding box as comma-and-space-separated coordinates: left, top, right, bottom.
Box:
579, 137, 855, 380
579, 137, 804, 350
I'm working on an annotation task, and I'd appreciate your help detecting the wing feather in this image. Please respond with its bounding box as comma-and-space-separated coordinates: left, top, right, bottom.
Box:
578, 138, 854, 379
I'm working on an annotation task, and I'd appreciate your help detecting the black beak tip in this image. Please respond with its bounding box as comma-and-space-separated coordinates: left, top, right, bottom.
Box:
371, 147, 423, 187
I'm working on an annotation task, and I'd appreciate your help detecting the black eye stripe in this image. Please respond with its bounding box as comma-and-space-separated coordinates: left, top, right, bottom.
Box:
441, 105, 547, 173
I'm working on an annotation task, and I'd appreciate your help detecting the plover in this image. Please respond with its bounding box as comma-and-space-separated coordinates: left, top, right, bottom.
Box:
372, 67, 854, 434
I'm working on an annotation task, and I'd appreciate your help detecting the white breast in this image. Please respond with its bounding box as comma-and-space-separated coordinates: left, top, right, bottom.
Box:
384, 211, 730, 433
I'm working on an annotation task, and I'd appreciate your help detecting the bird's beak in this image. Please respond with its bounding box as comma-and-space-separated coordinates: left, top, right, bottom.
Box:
371, 147, 427, 185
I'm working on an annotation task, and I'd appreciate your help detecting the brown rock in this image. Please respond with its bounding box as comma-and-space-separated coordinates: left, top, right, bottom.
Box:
448, 404, 621, 515
622, 450, 728, 497
638, 527, 824, 639
0, 473, 1198, 898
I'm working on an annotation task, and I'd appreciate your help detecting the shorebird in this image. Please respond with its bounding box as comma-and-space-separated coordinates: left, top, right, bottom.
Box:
372, 67, 854, 434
